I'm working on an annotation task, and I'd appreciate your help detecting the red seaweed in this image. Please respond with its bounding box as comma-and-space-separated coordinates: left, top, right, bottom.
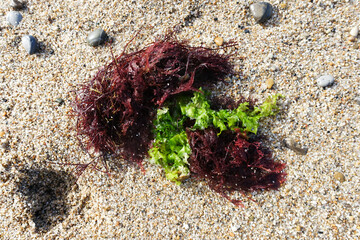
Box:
187, 128, 286, 206
74, 33, 234, 168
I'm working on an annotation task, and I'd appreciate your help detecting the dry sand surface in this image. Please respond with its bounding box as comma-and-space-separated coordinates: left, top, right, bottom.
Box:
0, 0, 360, 239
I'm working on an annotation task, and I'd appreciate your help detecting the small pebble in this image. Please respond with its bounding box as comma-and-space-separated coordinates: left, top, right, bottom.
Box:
55, 98, 65, 106
348, 36, 356, 42
214, 36, 224, 46
266, 78, 274, 89
183, 223, 189, 230
10, 0, 25, 10
350, 26, 359, 37
6, 11, 23, 26
355, 97, 360, 105
283, 138, 308, 155
317, 75, 334, 87
87, 28, 108, 47
21, 35, 38, 54
249, 2, 273, 23
231, 224, 240, 232
334, 172, 345, 183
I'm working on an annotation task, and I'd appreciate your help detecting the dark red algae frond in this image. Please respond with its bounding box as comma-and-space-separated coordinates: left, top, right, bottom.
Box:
74, 33, 234, 169
187, 128, 286, 206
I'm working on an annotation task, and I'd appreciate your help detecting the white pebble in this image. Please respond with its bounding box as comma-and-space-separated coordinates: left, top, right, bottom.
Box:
6, 11, 22, 27
350, 26, 359, 37
317, 75, 334, 87
231, 224, 240, 232
183, 223, 190, 230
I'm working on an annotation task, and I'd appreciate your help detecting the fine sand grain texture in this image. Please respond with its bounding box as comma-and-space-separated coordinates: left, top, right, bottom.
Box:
0, 0, 359, 239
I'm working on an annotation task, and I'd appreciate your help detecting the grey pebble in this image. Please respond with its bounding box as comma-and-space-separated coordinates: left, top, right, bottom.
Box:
21, 35, 38, 54
6, 11, 23, 26
87, 28, 108, 47
317, 75, 334, 87
354, 97, 360, 105
250, 2, 273, 23
55, 98, 65, 106
0, 141, 10, 150
283, 138, 308, 155
10, 0, 25, 10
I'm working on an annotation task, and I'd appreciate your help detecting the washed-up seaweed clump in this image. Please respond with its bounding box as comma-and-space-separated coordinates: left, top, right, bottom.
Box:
74, 34, 233, 168
74, 32, 286, 206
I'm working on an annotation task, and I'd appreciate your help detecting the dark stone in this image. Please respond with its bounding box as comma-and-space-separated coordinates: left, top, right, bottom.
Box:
21, 35, 38, 54
87, 28, 108, 47
250, 2, 273, 23
55, 98, 65, 106
10, 0, 26, 10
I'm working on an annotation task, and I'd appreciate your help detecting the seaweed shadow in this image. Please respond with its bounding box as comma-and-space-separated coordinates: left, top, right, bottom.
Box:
16, 168, 76, 233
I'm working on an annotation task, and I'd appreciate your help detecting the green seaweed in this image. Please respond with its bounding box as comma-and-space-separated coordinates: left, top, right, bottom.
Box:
180, 90, 283, 134
149, 103, 191, 185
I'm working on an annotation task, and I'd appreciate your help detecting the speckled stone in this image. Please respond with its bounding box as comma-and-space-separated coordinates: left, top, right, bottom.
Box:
6, 11, 23, 27
334, 172, 345, 183
214, 36, 224, 46
265, 78, 274, 89
21, 35, 38, 54
87, 28, 108, 47
317, 75, 334, 87
249, 2, 273, 23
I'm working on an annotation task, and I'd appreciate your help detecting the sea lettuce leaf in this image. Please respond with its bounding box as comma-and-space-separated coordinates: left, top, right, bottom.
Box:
180, 90, 283, 134
149, 106, 191, 185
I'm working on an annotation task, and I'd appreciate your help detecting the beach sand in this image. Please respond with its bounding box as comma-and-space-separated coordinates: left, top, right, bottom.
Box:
0, 0, 359, 239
